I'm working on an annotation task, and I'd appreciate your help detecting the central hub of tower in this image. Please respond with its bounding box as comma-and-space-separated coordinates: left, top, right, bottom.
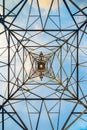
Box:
37, 52, 46, 80
38, 62, 45, 71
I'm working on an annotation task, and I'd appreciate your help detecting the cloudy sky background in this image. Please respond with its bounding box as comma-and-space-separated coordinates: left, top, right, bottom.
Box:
0, 0, 87, 130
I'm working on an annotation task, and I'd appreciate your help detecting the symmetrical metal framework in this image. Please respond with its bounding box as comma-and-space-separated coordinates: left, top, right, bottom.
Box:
0, 0, 87, 129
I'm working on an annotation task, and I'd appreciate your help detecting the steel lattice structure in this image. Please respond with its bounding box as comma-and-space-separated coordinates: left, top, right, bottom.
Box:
0, 0, 87, 130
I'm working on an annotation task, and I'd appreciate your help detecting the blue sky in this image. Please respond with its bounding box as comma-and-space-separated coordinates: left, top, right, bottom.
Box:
0, 0, 87, 130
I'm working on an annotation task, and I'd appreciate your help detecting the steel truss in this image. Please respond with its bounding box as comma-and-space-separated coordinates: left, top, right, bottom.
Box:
0, 0, 87, 130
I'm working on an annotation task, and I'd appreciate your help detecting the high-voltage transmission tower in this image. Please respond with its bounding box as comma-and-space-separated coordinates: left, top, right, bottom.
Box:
0, 0, 87, 130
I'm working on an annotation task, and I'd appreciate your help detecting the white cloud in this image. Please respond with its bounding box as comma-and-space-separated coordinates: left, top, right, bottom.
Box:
28, 0, 62, 10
